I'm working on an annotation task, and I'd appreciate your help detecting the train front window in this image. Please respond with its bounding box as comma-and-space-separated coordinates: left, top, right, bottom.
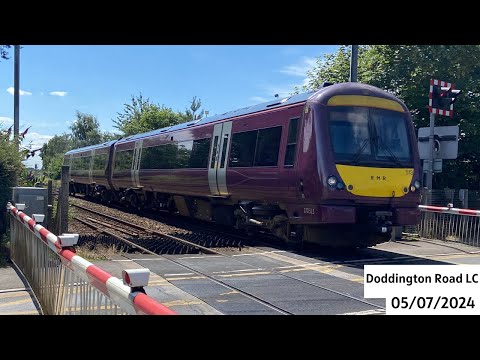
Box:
328, 106, 412, 167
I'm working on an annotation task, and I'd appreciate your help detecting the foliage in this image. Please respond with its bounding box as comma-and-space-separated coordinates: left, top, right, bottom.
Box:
114, 94, 206, 136
70, 111, 107, 148
0, 131, 24, 236
303, 45, 480, 189
113, 94, 186, 136
41, 112, 115, 179
0, 45, 10, 61
181, 96, 205, 122
40, 134, 72, 180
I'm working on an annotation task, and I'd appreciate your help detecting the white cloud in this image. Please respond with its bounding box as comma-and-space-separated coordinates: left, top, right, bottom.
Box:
50, 91, 68, 97
21, 132, 54, 170
247, 55, 322, 109
279, 56, 317, 77
249, 96, 269, 103
261, 84, 297, 99
0, 116, 13, 127
23, 132, 53, 148
6, 87, 32, 96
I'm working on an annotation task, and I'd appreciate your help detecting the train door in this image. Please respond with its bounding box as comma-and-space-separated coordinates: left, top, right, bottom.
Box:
208, 121, 232, 196
131, 140, 143, 188
88, 149, 95, 184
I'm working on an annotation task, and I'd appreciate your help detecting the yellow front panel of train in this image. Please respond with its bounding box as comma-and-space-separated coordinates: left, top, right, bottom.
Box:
336, 165, 414, 197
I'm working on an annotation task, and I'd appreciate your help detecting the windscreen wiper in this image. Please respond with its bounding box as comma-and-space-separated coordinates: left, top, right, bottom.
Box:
350, 137, 371, 165
375, 136, 404, 168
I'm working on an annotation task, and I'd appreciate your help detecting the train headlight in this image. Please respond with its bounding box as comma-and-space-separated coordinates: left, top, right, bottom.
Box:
327, 176, 337, 187
414, 180, 421, 189
410, 185, 416, 192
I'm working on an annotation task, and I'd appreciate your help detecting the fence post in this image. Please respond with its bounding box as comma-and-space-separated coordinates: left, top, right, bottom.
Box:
459, 189, 469, 209
46, 180, 53, 230
57, 166, 70, 235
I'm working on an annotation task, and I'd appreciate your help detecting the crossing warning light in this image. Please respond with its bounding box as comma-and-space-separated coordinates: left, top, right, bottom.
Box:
429, 79, 462, 117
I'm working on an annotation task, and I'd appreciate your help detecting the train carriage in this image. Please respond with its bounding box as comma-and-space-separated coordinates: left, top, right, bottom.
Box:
66, 140, 116, 196
65, 82, 422, 247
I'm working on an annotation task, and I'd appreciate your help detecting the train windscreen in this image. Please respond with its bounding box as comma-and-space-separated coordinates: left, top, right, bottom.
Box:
328, 106, 412, 167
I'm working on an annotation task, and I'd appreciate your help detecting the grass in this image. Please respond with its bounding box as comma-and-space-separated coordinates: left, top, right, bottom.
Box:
74, 241, 122, 261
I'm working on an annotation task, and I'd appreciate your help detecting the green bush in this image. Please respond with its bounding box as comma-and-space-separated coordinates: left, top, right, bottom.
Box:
0, 137, 24, 235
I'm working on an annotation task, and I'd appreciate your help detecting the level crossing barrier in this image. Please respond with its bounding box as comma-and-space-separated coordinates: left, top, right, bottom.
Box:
7, 202, 176, 315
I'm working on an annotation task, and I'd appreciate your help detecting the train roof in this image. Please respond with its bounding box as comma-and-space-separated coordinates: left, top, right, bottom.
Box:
65, 139, 119, 155
117, 91, 315, 143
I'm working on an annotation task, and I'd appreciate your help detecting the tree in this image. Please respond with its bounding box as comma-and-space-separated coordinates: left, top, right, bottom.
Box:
303, 45, 480, 189
0, 127, 26, 235
40, 134, 73, 180
70, 111, 107, 148
113, 94, 186, 136
0, 45, 10, 61
182, 96, 205, 122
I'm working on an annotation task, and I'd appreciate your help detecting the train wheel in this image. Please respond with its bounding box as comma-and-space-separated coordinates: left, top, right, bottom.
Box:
127, 192, 142, 212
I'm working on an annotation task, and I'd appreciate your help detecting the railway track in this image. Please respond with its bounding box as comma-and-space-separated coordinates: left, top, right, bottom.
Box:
71, 202, 243, 255
69, 199, 386, 314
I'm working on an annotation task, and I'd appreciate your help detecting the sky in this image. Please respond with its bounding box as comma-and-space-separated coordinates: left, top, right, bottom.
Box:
0, 45, 339, 169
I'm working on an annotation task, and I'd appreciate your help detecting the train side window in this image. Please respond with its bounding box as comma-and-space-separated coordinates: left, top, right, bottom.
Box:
210, 136, 220, 168
81, 156, 91, 170
254, 126, 282, 167
219, 134, 229, 168
141, 146, 163, 169
93, 153, 108, 171
190, 138, 211, 168
284, 117, 299, 166
229, 130, 257, 167
177, 141, 193, 168
71, 157, 78, 170
114, 150, 134, 171
63, 157, 71, 166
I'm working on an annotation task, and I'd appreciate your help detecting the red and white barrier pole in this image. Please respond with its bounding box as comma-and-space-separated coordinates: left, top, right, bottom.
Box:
419, 204, 480, 217
7, 203, 176, 315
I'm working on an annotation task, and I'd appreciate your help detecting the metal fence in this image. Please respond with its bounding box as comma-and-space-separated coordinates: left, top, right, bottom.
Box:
420, 188, 480, 209
8, 203, 176, 315
416, 205, 480, 248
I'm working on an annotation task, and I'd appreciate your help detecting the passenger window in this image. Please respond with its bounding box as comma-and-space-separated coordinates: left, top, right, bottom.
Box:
229, 130, 257, 167
284, 118, 299, 166
177, 141, 193, 168
254, 127, 282, 166
93, 153, 108, 171
230, 126, 282, 168
114, 150, 134, 171
189, 138, 211, 168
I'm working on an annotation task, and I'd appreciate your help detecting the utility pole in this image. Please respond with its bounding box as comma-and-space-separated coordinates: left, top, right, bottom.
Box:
13, 45, 20, 187
349, 45, 358, 82
13, 45, 20, 142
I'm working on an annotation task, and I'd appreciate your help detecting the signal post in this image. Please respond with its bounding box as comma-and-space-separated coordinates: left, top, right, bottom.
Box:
425, 79, 461, 192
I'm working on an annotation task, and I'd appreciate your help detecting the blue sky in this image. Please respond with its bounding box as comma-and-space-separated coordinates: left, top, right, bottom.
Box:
0, 45, 339, 169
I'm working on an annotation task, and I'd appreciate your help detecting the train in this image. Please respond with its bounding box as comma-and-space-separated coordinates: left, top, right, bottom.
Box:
64, 82, 422, 247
